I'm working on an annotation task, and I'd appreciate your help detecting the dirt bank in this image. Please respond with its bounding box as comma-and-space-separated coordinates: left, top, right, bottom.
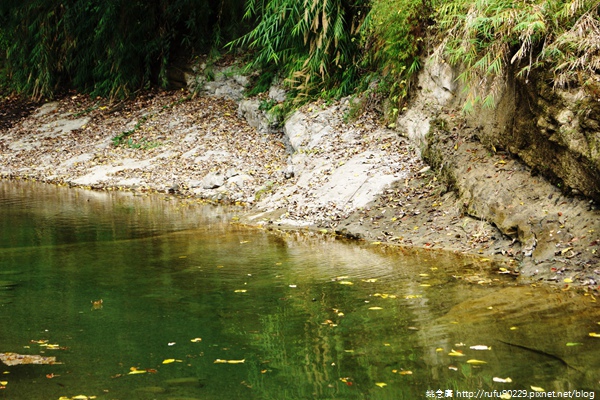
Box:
0, 88, 598, 292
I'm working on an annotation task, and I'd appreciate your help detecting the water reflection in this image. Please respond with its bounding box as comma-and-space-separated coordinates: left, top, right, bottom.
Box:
0, 180, 598, 399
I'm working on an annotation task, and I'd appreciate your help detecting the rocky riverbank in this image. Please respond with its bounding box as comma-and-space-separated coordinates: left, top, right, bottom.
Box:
0, 66, 598, 292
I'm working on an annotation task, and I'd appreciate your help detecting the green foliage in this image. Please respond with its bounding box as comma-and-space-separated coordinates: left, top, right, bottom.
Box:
361, 0, 431, 107
0, 0, 247, 99
435, 0, 600, 111
230, 0, 370, 103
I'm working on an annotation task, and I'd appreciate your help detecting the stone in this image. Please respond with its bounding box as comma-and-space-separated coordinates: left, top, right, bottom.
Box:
268, 85, 287, 102
238, 99, 280, 134
225, 173, 253, 189
200, 171, 225, 189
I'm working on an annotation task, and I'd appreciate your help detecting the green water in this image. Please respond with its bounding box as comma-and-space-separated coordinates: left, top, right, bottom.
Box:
0, 181, 598, 400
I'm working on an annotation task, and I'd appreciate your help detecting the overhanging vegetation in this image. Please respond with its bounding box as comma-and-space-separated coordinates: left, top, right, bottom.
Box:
0, 0, 598, 107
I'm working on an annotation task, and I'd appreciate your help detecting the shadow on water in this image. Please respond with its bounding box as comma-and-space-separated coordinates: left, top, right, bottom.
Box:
0, 180, 598, 399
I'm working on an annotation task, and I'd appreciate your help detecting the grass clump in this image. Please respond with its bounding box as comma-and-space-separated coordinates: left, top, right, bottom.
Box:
435, 0, 600, 111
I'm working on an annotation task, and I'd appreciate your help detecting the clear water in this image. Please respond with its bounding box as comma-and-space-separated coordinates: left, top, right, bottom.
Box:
0, 181, 598, 399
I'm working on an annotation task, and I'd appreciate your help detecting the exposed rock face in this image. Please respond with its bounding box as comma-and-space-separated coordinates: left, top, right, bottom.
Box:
511, 78, 600, 201
401, 58, 600, 201
399, 56, 600, 276
251, 102, 416, 227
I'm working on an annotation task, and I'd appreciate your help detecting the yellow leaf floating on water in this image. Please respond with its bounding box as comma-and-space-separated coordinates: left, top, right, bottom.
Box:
190, 338, 202, 343
589, 332, 600, 338
368, 307, 383, 310
375, 382, 387, 388
420, 284, 431, 287
128, 369, 146, 375
362, 278, 378, 283
398, 370, 413, 375
339, 281, 353, 285
564, 278, 573, 283
510, 326, 518, 330
371, 241, 382, 245
234, 289, 247, 293
0, 381, 6, 385
531, 386, 545, 392
467, 359, 487, 365
448, 350, 465, 357
214, 359, 245, 364
493, 377, 513, 383
162, 359, 182, 364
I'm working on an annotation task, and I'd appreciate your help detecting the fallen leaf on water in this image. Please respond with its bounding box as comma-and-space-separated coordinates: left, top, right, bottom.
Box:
375, 382, 387, 388
448, 350, 465, 357
240, 241, 250, 244
339, 281, 353, 285
362, 278, 378, 283
493, 377, 513, 383
190, 338, 202, 343
419, 273, 429, 277
398, 370, 413, 375
128, 368, 146, 375
234, 289, 247, 293
467, 359, 487, 365
564, 278, 573, 283
162, 359, 180, 364
0, 381, 6, 385
510, 326, 518, 330
420, 284, 431, 287
589, 333, 600, 338
566, 342, 583, 346
214, 359, 245, 364
448, 366, 458, 371
469, 345, 491, 350
368, 307, 383, 310
371, 241, 382, 245
435, 348, 443, 352
531, 386, 545, 392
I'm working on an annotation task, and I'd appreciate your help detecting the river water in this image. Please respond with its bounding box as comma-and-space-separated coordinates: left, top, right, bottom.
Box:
0, 181, 598, 399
